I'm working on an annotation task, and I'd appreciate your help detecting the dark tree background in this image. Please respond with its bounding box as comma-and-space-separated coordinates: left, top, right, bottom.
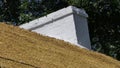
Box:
0, 0, 20, 24
0, 0, 120, 60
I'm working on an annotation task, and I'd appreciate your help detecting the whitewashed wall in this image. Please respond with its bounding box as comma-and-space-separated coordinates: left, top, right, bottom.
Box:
20, 6, 91, 49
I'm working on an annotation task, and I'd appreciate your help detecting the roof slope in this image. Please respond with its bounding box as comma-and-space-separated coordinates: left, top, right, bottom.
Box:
0, 23, 120, 68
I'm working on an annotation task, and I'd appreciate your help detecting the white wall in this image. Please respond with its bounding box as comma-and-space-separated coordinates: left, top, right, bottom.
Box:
20, 6, 91, 49
32, 14, 78, 45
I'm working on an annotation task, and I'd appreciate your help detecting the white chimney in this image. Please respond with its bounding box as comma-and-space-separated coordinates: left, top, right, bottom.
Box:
20, 6, 91, 49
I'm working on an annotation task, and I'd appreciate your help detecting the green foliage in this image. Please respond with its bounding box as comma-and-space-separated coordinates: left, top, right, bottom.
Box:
0, 0, 68, 25
18, 0, 35, 24
19, 13, 34, 23
0, 0, 20, 25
